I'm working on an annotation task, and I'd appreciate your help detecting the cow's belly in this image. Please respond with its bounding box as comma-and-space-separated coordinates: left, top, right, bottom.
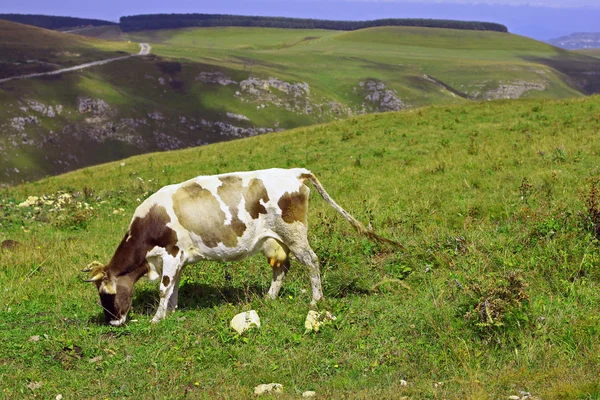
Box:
182, 226, 280, 263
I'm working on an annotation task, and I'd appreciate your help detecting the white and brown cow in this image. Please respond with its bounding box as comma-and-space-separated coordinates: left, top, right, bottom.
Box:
84, 168, 400, 325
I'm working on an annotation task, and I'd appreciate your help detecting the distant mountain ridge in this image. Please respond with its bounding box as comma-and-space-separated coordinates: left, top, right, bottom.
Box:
548, 32, 600, 50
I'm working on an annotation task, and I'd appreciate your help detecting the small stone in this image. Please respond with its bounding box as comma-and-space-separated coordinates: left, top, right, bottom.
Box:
304, 310, 336, 332
509, 396, 520, 400
29, 335, 40, 342
399, 379, 408, 386
254, 383, 283, 395
302, 390, 316, 397
56, 394, 63, 400
230, 310, 261, 334
89, 356, 103, 363
27, 381, 42, 390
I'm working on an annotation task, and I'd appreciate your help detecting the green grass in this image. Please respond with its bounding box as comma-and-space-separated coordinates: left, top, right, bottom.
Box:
2, 95, 600, 398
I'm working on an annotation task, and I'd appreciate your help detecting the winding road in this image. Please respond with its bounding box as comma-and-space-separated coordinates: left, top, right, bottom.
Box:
0, 43, 151, 84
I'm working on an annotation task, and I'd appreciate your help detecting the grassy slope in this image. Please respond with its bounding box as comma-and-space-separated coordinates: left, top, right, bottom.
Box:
0, 20, 138, 78
2, 95, 600, 398
577, 48, 600, 58
2, 24, 599, 184
62, 25, 126, 41
127, 26, 585, 103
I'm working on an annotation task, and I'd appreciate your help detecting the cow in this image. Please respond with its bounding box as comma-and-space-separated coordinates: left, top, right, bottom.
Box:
84, 168, 401, 326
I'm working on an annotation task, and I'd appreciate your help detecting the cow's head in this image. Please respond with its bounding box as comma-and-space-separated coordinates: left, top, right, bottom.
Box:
84, 261, 136, 326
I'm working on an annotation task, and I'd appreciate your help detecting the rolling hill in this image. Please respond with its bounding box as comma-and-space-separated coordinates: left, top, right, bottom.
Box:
0, 19, 137, 78
1, 94, 600, 398
2, 22, 600, 185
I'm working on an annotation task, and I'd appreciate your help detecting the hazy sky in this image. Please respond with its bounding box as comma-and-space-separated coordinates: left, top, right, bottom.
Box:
2, 0, 599, 40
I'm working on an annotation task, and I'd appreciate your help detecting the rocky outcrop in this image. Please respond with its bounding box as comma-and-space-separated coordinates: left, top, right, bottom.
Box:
25, 100, 62, 117
199, 119, 277, 138
148, 111, 164, 121
196, 71, 237, 86
356, 80, 405, 112
236, 76, 315, 115
153, 131, 183, 150
473, 81, 547, 100
77, 97, 110, 115
239, 77, 310, 98
10, 116, 39, 132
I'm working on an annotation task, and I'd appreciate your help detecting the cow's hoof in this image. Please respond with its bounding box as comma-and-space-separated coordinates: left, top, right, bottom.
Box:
109, 315, 127, 326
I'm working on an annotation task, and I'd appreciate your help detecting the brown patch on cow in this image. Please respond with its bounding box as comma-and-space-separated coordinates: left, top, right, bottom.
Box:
173, 182, 225, 248
244, 178, 269, 219
167, 244, 179, 258
218, 176, 247, 241
173, 180, 248, 248
162, 275, 171, 287
278, 185, 309, 224
108, 204, 179, 278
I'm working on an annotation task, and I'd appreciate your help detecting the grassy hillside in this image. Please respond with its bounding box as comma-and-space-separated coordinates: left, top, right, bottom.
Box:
0, 20, 137, 78
2, 24, 600, 185
62, 25, 126, 41
2, 95, 600, 398
577, 48, 600, 58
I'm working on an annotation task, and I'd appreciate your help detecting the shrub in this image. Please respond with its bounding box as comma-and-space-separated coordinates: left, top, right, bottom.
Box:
458, 271, 531, 343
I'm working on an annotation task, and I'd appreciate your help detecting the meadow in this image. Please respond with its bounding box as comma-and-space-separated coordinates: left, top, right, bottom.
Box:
127, 25, 587, 106
1, 94, 600, 398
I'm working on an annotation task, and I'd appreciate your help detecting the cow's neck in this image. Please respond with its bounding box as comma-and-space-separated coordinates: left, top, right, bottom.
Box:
107, 230, 151, 281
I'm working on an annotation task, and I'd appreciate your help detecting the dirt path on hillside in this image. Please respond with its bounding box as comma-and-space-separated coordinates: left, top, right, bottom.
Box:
0, 43, 151, 84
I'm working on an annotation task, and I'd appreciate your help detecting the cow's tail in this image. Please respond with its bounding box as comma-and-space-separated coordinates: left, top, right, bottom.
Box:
302, 172, 404, 249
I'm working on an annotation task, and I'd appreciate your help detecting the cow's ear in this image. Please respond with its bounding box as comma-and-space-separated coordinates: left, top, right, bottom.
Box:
99, 274, 117, 295
84, 267, 105, 282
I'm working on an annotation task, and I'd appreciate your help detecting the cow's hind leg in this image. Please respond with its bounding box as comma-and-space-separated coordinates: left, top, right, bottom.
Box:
267, 258, 290, 299
152, 251, 183, 323
289, 242, 323, 306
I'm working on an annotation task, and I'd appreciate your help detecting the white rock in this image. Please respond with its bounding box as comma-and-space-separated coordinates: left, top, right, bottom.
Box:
230, 310, 261, 334
304, 310, 336, 332
254, 383, 283, 395
302, 390, 316, 397
399, 379, 408, 386
509, 396, 520, 400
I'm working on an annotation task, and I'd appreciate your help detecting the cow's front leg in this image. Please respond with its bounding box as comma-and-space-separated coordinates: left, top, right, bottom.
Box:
167, 268, 183, 311
152, 253, 182, 323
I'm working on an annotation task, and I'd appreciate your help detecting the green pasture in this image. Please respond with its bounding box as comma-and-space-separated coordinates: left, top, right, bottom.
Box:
127, 25, 588, 103
2, 95, 600, 398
